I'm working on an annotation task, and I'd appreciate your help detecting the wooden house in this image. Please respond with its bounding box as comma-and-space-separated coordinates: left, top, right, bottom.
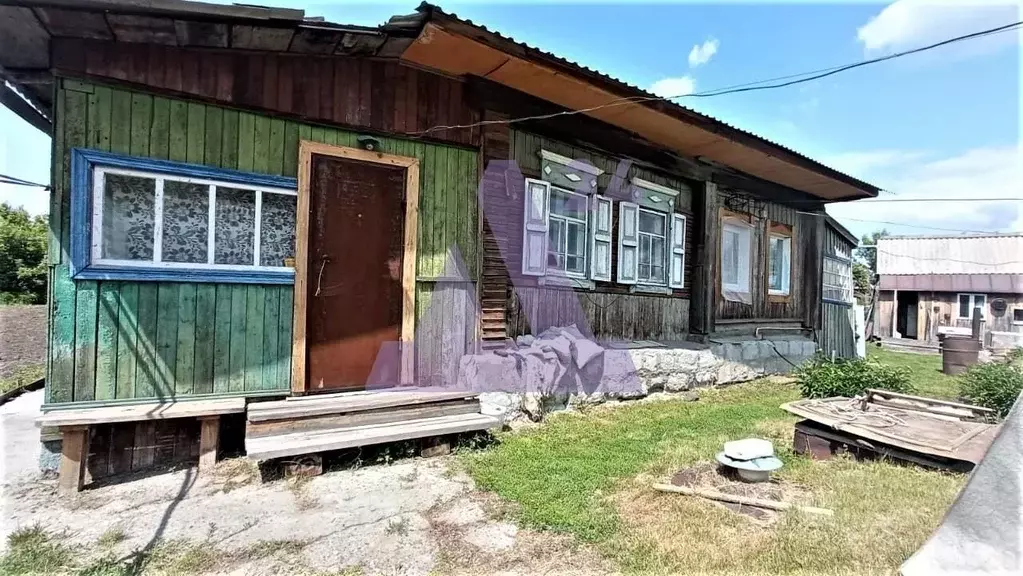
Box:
0, 0, 877, 490
875, 234, 1023, 348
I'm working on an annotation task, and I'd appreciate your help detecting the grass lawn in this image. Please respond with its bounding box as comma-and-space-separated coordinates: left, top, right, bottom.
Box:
866, 345, 959, 399
463, 380, 965, 575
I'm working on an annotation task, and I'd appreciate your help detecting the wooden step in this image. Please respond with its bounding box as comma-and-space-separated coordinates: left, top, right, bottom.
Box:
245, 413, 502, 461
247, 388, 478, 422
246, 398, 481, 439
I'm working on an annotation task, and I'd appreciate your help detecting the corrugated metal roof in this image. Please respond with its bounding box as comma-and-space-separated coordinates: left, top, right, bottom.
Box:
878, 274, 1023, 293
414, 2, 879, 197
877, 235, 1023, 276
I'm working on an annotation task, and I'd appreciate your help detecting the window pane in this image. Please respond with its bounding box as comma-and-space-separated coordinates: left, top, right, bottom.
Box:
769, 239, 785, 290
161, 180, 209, 264
214, 187, 255, 265
550, 189, 587, 220
959, 294, 971, 317
566, 221, 586, 273
547, 218, 565, 271
722, 229, 739, 285
102, 173, 156, 261
639, 211, 665, 235
260, 192, 297, 267
1014, 309, 1023, 322
975, 295, 986, 309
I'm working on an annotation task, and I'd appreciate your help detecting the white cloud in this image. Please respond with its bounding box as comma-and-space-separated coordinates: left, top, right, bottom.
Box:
857, 0, 1020, 56
688, 38, 719, 68
649, 76, 696, 99
826, 146, 1023, 236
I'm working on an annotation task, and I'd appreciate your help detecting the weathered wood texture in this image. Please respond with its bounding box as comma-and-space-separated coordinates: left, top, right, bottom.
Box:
507, 286, 690, 341
715, 194, 816, 323
48, 80, 479, 405
52, 39, 480, 147
478, 126, 696, 342
85, 419, 202, 482
821, 302, 856, 359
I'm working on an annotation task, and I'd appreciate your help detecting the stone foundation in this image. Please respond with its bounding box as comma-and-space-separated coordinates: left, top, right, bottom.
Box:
460, 334, 817, 421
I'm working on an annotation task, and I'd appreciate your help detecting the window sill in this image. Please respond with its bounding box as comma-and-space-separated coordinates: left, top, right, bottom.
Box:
538, 275, 594, 290
72, 265, 295, 285
630, 284, 672, 295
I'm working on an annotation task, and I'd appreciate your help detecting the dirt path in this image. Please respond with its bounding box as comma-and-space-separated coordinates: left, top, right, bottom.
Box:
1, 391, 611, 575
0, 305, 46, 380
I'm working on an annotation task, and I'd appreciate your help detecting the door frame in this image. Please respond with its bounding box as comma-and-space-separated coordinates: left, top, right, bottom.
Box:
291, 140, 420, 394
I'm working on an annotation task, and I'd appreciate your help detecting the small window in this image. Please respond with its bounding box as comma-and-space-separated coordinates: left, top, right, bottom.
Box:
1013, 308, 1023, 323
721, 221, 751, 295
546, 187, 589, 276
71, 149, 298, 284
823, 256, 853, 303
768, 234, 792, 296
637, 208, 667, 285
958, 293, 987, 319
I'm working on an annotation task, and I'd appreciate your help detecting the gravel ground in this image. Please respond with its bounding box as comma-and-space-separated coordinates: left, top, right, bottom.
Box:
1, 390, 612, 575
0, 305, 46, 380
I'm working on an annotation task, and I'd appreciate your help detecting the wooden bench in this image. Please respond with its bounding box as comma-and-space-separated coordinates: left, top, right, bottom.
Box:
36, 397, 246, 493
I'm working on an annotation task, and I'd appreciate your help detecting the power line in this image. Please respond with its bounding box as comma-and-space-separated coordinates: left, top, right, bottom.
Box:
857, 197, 1023, 203
413, 19, 1023, 136
836, 216, 1000, 235
0, 173, 49, 188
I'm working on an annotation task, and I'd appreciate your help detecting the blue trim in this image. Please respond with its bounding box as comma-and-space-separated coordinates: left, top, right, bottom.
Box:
69, 148, 298, 285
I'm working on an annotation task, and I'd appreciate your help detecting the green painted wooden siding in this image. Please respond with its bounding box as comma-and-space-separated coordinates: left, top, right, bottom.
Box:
47, 79, 479, 405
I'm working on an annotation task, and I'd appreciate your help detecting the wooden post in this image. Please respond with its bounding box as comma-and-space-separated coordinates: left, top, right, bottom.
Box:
690, 181, 719, 336
58, 425, 89, 494
198, 416, 220, 472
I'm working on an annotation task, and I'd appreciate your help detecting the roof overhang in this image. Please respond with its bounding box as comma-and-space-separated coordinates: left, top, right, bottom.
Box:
402, 4, 879, 202
879, 274, 1023, 293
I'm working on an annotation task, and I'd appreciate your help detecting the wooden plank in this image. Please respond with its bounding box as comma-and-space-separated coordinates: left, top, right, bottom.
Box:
277, 287, 293, 392
114, 283, 139, 400
204, 106, 223, 168
94, 282, 120, 401
262, 286, 281, 391
220, 109, 240, 170
419, 147, 434, 278
130, 93, 153, 158
268, 118, 286, 176
192, 284, 216, 395
432, 146, 447, 278
148, 96, 171, 160
282, 121, 300, 177
168, 99, 189, 162
246, 399, 480, 439
228, 285, 247, 393
154, 284, 180, 399
291, 142, 310, 393
38, 397, 247, 427
49, 86, 66, 266
245, 413, 500, 461
63, 88, 88, 259
133, 422, 156, 469
212, 284, 233, 394
89, 85, 112, 151
198, 416, 220, 471
252, 115, 271, 174
49, 267, 76, 404
109, 89, 132, 154
244, 285, 265, 391
174, 284, 197, 396
73, 281, 98, 402
237, 112, 256, 172
186, 102, 206, 164
249, 389, 477, 420
58, 426, 89, 493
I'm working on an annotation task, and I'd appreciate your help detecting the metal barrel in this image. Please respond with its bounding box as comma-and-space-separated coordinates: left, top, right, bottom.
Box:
941, 335, 981, 375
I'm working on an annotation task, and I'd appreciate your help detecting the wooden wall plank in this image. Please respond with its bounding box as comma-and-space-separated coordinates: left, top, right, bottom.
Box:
268, 118, 285, 176
174, 284, 197, 395
154, 284, 180, 398
204, 106, 223, 167
149, 97, 170, 159
168, 100, 188, 162
252, 115, 271, 174
114, 283, 139, 399
49, 266, 76, 403
277, 287, 293, 390
134, 283, 159, 398
228, 285, 247, 393
94, 282, 120, 401
243, 285, 265, 390
110, 89, 132, 154
262, 286, 280, 390
130, 94, 153, 159
220, 109, 239, 170
237, 112, 255, 172
282, 121, 299, 177
212, 284, 233, 394
186, 102, 206, 164
192, 284, 216, 394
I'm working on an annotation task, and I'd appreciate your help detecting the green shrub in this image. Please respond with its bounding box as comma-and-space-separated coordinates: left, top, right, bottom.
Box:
959, 360, 1023, 418
794, 355, 914, 399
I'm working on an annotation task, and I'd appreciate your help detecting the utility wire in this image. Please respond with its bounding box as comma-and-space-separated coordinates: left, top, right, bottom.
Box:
412, 19, 1023, 136
0, 174, 49, 188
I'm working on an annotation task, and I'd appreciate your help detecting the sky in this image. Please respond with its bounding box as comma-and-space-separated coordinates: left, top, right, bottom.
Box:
1, 0, 1020, 240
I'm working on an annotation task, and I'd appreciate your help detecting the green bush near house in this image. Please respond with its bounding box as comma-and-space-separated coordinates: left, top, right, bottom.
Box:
959, 355, 1023, 418
794, 355, 914, 399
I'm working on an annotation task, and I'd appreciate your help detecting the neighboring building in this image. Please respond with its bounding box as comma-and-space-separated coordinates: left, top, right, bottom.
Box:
875, 234, 1023, 346
0, 0, 878, 487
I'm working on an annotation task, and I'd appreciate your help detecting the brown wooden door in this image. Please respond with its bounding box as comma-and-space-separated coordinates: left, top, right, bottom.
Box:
305, 155, 406, 392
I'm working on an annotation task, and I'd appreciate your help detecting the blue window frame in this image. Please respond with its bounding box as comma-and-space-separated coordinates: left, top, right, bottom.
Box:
70, 148, 299, 284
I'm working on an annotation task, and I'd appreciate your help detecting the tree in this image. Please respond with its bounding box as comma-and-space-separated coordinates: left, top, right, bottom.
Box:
0, 203, 48, 304
853, 262, 872, 305
856, 229, 888, 274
